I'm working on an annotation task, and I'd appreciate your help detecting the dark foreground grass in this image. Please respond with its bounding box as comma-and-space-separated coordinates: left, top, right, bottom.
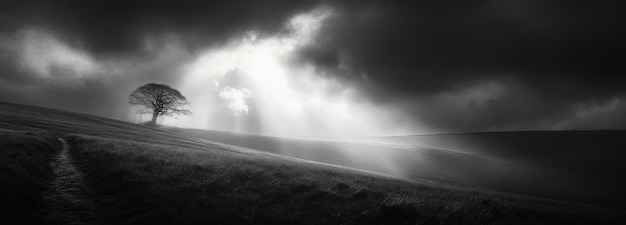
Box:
65, 135, 626, 225
0, 130, 62, 224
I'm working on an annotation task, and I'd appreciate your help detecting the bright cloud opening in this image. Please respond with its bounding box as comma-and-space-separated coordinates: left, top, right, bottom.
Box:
217, 86, 253, 115
170, 6, 410, 137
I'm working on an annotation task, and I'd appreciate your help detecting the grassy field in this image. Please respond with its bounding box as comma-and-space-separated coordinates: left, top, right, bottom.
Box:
0, 130, 62, 224
1, 101, 626, 224
165, 128, 626, 208
368, 131, 626, 180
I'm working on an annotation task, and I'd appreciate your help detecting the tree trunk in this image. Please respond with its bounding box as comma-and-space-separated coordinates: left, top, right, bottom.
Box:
150, 112, 158, 125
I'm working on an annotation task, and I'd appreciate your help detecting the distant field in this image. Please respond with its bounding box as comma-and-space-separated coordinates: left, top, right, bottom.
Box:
167, 128, 626, 208
1, 101, 626, 224
369, 131, 626, 180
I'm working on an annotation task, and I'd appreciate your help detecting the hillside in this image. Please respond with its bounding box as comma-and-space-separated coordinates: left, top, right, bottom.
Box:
165, 128, 626, 208
369, 131, 626, 180
1, 101, 625, 224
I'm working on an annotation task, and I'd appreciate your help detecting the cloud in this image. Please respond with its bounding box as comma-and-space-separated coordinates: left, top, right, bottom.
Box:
182, 8, 335, 118
555, 96, 626, 130
303, 1, 623, 90
174, 6, 412, 136
1, 0, 324, 56
13, 29, 101, 78
0, 29, 102, 85
289, 0, 626, 131
286, 5, 333, 45
217, 86, 252, 115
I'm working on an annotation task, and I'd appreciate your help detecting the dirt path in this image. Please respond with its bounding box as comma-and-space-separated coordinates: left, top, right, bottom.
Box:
42, 138, 100, 225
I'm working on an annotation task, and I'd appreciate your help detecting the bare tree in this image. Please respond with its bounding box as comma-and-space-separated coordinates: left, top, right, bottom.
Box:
128, 83, 191, 124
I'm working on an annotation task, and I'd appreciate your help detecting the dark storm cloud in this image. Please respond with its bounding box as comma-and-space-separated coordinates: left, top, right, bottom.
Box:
1, 0, 321, 57
293, 0, 626, 131
303, 0, 624, 92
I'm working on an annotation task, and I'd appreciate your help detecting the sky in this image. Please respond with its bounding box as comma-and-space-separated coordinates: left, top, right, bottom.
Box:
0, 0, 624, 136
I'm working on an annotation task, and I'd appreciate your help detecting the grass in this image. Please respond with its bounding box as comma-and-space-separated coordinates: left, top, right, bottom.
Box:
165, 127, 626, 208
0, 130, 62, 224
1, 101, 626, 224
65, 135, 624, 225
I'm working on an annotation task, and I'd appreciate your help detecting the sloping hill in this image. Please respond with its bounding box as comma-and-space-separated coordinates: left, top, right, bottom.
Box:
1, 101, 625, 224
369, 131, 626, 180
166, 128, 626, 208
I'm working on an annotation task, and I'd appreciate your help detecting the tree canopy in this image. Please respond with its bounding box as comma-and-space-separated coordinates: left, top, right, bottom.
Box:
128, 83, 190, 124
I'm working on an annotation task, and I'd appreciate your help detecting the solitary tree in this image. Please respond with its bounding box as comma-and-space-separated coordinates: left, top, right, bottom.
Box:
128, 83, 191, 125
